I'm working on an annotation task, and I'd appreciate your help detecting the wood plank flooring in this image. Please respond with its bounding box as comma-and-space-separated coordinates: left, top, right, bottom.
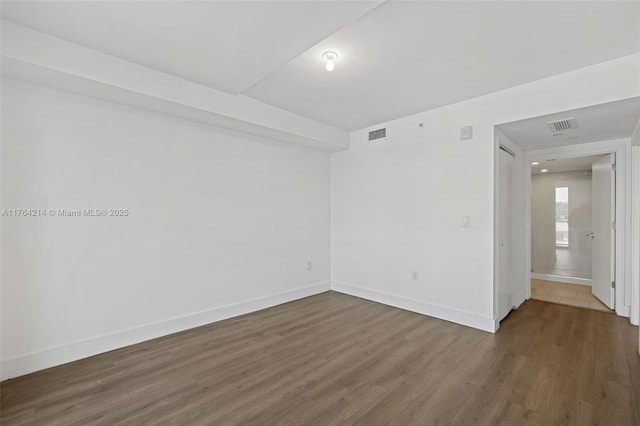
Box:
1, 291, 639, 425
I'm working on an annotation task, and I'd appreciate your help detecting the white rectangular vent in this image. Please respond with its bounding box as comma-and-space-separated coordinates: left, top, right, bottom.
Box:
546, 118, 578, 133
368, 128, 387, 141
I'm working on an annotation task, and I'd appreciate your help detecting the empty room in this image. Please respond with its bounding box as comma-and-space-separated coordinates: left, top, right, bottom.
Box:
1, 1, 639, 425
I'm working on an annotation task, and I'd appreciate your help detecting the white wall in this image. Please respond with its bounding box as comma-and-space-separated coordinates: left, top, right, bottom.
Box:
531, 171, 593, 279
1, 79, 331, 379
331, 54, 640, 332
2, 53, 639, 379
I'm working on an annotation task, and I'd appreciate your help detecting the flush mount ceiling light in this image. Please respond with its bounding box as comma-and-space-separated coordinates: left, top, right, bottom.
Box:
322, 51, 337, 72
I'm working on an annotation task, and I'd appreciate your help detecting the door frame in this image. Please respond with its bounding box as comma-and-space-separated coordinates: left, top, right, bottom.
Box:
524, 139, 634, 320
493, 130, 527, 331
496, 145, 517, 323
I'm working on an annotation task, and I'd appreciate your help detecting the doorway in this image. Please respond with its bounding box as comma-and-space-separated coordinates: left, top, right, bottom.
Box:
528, 154, 615, 312
493, 97, 640, 326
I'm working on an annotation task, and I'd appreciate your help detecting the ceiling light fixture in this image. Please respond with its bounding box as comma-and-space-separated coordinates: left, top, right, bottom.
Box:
322, 51, 337, 72
541, 169, 548, 173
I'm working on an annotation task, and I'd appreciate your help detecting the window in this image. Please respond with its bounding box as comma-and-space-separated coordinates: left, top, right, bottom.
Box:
555, 186, 569, 247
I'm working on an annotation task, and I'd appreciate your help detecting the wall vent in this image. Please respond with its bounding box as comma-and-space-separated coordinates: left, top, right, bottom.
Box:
546, 118, 578, 134
368, 128, 387, 142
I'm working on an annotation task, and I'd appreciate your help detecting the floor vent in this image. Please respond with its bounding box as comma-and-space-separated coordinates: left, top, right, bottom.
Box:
546, 118, 578, 134
368, 128, 387, 142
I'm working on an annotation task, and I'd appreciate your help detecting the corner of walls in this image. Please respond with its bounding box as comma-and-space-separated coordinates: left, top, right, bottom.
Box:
330, 281, 496, 333
330, 55, 639, 337
1, 77, 333, 380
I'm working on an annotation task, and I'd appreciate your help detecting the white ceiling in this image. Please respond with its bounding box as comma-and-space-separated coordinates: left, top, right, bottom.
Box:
246, 1, 640, 129
2, 1, 640, 131
0, 1, 382, 95
530, 155, 605, 175
497, 97, 640, 151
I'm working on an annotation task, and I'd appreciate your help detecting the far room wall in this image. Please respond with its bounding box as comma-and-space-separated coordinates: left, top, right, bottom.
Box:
1, 78, 331, 379
531, 170, 593, 280
331, 54, 640, 331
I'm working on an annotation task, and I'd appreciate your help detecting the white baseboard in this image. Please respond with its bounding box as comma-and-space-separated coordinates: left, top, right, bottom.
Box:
531, 273, 592, 286
331, 281, 496, 333
1, 281, 330, 381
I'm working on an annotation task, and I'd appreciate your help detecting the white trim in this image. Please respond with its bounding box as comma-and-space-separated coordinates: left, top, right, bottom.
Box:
494, 130, 527, 315
495, 146, 517, 322
632, 146, 640, 327
331, 281, 497, 333
631, 115, 640, 146
524, 138, 635, 320
524, 156, 533, 302
531, 273, 592, 286
1, 281, 331, 380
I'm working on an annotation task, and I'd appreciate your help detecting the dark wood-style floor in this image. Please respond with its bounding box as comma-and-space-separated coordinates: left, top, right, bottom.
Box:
2, 291, 639, 425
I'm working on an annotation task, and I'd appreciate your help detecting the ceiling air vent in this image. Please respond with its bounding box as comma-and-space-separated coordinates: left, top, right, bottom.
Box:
546, 118, 578, 134
368, 128, 387, 142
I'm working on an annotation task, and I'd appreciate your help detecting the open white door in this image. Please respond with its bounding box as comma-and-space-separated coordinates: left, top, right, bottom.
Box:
497, 147, 515, 322
591, 154, 615, 309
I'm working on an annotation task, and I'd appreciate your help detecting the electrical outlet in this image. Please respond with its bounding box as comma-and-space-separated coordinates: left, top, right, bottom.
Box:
411, 271, 419, 281
306, 261, 312, 270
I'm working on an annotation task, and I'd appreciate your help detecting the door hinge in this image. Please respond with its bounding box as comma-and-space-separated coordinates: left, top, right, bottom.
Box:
611, 281, 615, 289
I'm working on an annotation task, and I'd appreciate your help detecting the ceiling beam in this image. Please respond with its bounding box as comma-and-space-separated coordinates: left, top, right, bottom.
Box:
1, 21, 349, 152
